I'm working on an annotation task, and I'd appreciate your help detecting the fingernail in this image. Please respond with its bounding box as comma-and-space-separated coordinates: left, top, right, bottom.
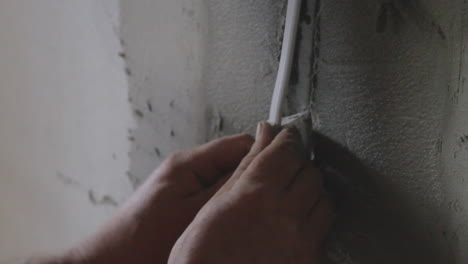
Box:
256, 122, 264, 139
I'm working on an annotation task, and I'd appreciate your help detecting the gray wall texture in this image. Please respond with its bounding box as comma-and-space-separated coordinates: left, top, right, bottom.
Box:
122, 0, 467, 263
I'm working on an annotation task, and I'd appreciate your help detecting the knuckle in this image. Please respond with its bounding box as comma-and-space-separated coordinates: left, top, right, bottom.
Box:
278, 127, 298, 140
237, 153, 257, 171
163, 151, 188, 169
243, 152, 257, 163
250, 155, 272, 171
275, 139, 298, 154
234, 134, 255, 150
274, 141, 304, 167
248, 142, 305, 175
234, 183, 272, 205
237, 133, 255, 142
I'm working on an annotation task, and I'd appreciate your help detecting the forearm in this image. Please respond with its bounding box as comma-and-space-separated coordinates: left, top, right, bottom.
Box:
7, 256, 75, 264
8, 248, 90, 264
22, 256, 74, 264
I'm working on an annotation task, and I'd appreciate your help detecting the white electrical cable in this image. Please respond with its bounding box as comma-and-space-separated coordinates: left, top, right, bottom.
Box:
268, 0, 302, 125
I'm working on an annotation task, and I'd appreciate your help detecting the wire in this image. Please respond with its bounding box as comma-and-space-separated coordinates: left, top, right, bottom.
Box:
268, 0, 302, 125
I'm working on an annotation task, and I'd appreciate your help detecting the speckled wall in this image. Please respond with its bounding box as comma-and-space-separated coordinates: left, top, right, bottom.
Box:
0, 0, 133, 259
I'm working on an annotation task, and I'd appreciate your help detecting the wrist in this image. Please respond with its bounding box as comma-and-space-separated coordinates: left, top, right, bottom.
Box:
26, 246, 99, 264
25, 254, 81, 264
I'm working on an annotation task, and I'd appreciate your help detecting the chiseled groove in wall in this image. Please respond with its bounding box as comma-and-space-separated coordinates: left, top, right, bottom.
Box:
285, 0, 314, 117
309, 0, 321, 108
282, 0, 319, 141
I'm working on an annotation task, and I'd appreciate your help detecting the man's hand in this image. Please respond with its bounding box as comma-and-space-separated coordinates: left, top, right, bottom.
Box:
60, 134, 254, 264
23, 122, 334, 264
169, 122, 334, 264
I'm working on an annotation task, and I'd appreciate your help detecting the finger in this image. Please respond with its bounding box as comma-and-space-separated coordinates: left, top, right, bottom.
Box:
193, 172, 232, 205
284, 161, 323, 217
302, 196, 335, 247
221, 122, 278, 191
239, 127, 307, 190
183, 134, 254, 186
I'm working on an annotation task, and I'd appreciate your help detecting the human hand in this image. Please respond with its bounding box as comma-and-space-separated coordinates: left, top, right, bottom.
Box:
67, 134, 254, 264
169, 122, 334, 264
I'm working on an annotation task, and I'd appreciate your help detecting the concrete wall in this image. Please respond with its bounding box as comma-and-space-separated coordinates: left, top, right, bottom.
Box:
0, 0, 466, 263
0, 0, 133, 259
310, 1, 466, 263
122, 0, 467, 263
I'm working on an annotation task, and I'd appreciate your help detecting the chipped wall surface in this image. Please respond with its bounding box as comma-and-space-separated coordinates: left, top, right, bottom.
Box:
0, 0, 133, 259
121, 0, 212, 187
122, 0, 467, 263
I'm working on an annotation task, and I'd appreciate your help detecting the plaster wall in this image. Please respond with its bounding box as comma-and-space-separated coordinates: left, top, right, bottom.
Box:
0, 0, 133, 259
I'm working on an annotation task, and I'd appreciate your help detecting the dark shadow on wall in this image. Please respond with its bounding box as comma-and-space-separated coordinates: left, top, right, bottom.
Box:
307, 0, 455, 263
313, 132, 449, 263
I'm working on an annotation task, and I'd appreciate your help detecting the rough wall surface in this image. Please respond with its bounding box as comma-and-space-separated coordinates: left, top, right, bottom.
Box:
441, 1, 468, 260
122, 0, 467, 263
310, 1, 467, 262
312, 1, 454, 263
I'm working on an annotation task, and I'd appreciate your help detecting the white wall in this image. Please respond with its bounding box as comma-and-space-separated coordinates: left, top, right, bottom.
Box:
0, 0, 133, 259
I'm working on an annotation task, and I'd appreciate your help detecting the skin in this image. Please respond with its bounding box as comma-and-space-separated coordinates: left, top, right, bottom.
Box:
21, 122, 333, 264
169, 123, 334, 264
